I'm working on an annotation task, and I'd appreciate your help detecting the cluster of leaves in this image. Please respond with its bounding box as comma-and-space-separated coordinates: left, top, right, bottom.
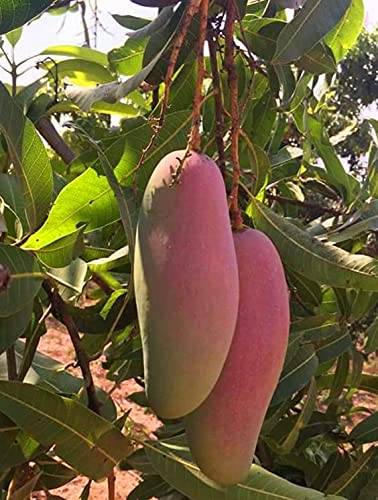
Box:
0, 0, 376, 499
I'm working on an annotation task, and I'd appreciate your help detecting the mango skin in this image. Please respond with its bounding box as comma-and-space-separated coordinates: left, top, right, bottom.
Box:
134, 150, 239, 419
186, 229, 290, 486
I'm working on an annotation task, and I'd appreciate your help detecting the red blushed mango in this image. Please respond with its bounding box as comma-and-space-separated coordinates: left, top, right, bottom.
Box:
186, 228, 290, 486
134, 150, 239, 419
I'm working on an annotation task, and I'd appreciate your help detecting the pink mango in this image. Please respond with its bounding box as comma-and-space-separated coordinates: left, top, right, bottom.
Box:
134, 151, 239, 419
186, 228, 290, 485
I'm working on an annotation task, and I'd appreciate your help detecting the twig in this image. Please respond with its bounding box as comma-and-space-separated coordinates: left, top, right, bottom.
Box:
43, 281, 101, 414
133, 0, 202, 177
266, 194, 343, 216
79, 1, 91, 47
189, 0, 209, 151
36, 117, 75, 165
207, 29, 226, 175
225, 0, 243, 231
6, 346, 18, 380
107, 470, 116, 500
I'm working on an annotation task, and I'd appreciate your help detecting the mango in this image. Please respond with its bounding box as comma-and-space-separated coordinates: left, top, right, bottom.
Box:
186, 228, 290, 486
134, 150, 239, 419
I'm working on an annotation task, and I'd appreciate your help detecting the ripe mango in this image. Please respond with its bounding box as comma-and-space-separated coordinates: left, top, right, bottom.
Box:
134, 150, 239, 419
186, 228, 290, 485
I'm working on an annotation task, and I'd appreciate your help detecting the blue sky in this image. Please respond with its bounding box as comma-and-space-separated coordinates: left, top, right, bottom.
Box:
2, 0, 377, 85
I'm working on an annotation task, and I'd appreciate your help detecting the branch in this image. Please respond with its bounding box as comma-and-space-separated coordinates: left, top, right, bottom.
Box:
225, 0, 243, 231
79, 1, 91, 47
207, 29, 226, 174
189, 0, 209, 151
36, 117, 75, 165
134, 0, 202, 176
266, 194, 343, 216
43, 281, 101, 414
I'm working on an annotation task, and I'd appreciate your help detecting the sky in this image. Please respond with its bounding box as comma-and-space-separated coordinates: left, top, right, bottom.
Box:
1, 0, 377, 86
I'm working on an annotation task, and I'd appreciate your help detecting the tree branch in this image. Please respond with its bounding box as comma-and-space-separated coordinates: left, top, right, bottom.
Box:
189, 0, 209, 152
43, 281, 101, 414
266, 194, 343, 216
36, 117, 75, 165
225, 0, 243, 231
207, 29, 226, 175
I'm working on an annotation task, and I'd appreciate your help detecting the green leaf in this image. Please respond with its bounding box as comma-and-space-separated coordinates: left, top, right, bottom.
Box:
6, 26, 22, 47
240, 136, 270, 195
0, 381, 132, 480
250, 198, 378, 291
271, 344, 319, 406
32, 225, 85, 268
0, 303, 33, 354
291, 314, 339, 342
296, 43, 337, 74
0, 83, 53, 230
306, 114, 359, 203
359, 470, 378, 500
125, 7, 174, 41
36, 455, 76, 490
146, 435, 345, 499
42, 45, 108, 66
0, 0, 53, 34
109, 38, 147, 76
365, 317, 378, 353
24, 110, 191, 253
0, 244, 41, 317
128, 476, 172, 500
46, 59, 113, 87
327, 447, 377, 498
315, 330, 352, 364
325, 0, 365, 61
112, 14, 149, 30
311, 452, 352, 492
0, 173, 26, 231
350, 413, 378, 445
273, 0, 352, 63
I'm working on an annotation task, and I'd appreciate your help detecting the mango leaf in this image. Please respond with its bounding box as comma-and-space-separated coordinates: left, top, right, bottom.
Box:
36, 455, 76, 490
0, 244, 41, 317
311, 452, 352, 492
349, 413, 378, 445
365, 317, 378, 353
24, 110, 191, 253
112, 14, 150, 30
109, 38, 147, 76
146, 435, 345, 499
0, 173, 26, 231
327, 447, 377, 498
128, 476, 172, 500
273, 0, 352, 63
0, 83, 53, 230
358, 471, 378, 500
44, 59, 113, 87
0, 0, 53, 34
296, 43, 337, 75
126, 7, 174, 40
0, 381, 132, 480
42, 45, 108, 66
0, 302, 33, 354
325, 0, 365, 61
250, 198, 378, 291
271, 344, 319, 406
6, 27, 22, 47
306, 114, 359, 203
291, 314, 339, 342
315, 330, 352, 364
